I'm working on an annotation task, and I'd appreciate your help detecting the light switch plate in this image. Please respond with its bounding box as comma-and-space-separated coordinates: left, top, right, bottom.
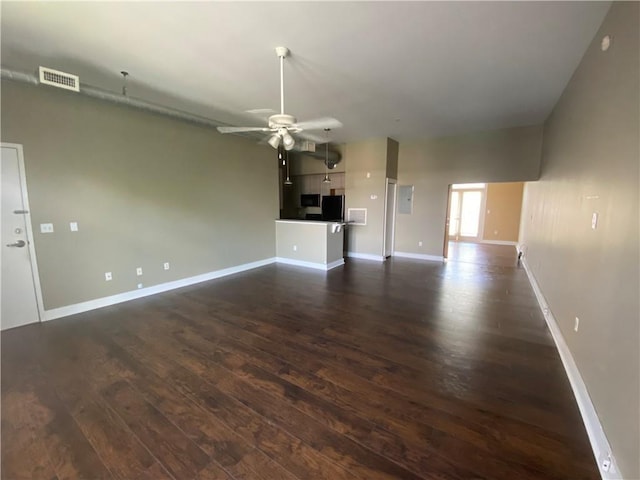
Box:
70, 222, 78, 232
40, 223, 54, 233
136, 267, 143, 276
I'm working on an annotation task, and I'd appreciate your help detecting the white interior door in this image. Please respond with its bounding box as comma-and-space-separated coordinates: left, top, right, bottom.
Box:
383, 179, 397, 258
1, 145, 42, 330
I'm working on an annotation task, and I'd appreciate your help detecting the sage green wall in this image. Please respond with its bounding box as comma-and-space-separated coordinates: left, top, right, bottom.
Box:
519, 3, 639, 477
1, 80, 279, 310
344, 137, 391, 257
395, 125, 542, 256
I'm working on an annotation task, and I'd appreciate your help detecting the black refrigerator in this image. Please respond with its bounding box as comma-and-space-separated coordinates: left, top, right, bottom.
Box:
321, 195, 344, 221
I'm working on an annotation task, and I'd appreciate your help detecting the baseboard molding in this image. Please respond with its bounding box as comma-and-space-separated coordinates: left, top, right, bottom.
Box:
393, 251, 445, 262
521, 258, 619, 479
275, 257, 345, 271
325, 258, 346, 270
346, 252, 385, 262
43, 257, 277, 322
480, 240, 518, 246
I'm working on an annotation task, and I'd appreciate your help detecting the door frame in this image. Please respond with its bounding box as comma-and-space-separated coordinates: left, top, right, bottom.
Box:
442, 185, 453, 259
383, 178, 397, 258
1, 143, 45, 323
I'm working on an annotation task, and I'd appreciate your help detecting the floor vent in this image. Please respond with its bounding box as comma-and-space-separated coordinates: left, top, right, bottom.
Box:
38, 66, 79, 92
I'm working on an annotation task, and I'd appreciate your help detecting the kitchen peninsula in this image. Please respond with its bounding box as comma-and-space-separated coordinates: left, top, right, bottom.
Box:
275, 220, 345, 270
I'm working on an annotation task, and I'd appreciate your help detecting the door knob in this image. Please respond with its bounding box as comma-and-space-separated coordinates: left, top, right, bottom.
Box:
6, 240, 26, 248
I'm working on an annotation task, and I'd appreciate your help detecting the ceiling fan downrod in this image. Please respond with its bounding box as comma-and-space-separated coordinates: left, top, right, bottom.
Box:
275, 46, 289, 116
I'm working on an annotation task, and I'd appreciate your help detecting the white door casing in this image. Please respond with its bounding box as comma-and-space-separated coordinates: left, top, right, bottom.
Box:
383, 178, 397, 258
1, 144, 44, 330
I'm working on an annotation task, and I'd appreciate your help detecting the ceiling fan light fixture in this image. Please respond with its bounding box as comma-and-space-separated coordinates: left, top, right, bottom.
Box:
268, 134, 281, 149
282, 131, 295, 150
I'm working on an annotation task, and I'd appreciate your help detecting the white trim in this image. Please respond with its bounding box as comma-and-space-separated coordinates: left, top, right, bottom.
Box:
521, 257, 619, 479
275, 219, 336, 225
480, 240, 518, 246
346, 252, 385, 262
275, 257, 344, 271
383, 178, 397, 258
393, 251, 445, 262
1, 143, 46, 324
43, 258, 276, 321
325, 258, 345, 270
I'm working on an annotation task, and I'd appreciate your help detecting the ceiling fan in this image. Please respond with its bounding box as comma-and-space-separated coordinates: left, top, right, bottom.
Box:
216, 46, 342, 150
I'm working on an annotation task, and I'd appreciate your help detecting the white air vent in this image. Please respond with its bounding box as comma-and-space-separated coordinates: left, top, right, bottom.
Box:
347, 208, 367, 225
39, 66, 79, 92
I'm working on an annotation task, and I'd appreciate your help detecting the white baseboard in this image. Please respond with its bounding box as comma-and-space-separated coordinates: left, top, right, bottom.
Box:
275, 257, 345, 271
325, 258, 346, 270
521, 257, 619, 479
43, 257, 277, 321
346, 252, 385, 262
480, 240, 518, 246
393, 251, 445, 262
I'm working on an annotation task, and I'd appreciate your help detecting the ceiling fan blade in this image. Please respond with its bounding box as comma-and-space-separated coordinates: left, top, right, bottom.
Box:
294, 131, 327, 144
245, 108, 277, 116
293, 117, 343, 131
217, 126, 271, 133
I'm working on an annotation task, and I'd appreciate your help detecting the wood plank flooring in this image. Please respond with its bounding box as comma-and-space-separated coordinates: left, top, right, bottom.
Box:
1, 245, 599, 479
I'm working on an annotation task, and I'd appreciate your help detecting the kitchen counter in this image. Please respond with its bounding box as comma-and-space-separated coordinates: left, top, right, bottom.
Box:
275, 219, 345, 270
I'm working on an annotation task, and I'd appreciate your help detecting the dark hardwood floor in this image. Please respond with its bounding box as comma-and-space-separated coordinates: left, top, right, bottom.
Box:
1, 245, 599, 479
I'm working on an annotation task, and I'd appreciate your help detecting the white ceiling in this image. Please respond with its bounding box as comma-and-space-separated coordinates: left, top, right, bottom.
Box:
1, 1, 610, 144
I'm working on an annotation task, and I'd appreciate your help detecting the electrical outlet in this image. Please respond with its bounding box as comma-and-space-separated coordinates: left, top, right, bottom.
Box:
163, 262, 170, 270
293, 245, 297, 251
69, 222, 78, 232
136, 267, 143, 276
105, 272, 112, 281
40, 223, 54, 233
137, 283, 143, 289
418, 241, 423, 247
591, 212, 598, 230
574, 317, 580, 332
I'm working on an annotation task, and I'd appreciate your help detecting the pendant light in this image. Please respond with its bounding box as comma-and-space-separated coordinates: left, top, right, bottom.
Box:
284, 148, 292, 185
322, 128, 331, 183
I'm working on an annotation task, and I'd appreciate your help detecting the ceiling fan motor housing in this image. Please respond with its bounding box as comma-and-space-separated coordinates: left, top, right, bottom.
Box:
268, 113, 297, 129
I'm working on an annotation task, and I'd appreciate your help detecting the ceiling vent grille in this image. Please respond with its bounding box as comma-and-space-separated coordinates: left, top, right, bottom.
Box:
38, 66, 79, 92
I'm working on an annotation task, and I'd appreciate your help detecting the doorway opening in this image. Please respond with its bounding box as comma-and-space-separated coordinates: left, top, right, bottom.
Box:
443, 182, 524, 263
447, 183, 486, 242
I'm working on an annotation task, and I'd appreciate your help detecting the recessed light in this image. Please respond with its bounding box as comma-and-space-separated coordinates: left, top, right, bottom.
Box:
601, 35, 611, 52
